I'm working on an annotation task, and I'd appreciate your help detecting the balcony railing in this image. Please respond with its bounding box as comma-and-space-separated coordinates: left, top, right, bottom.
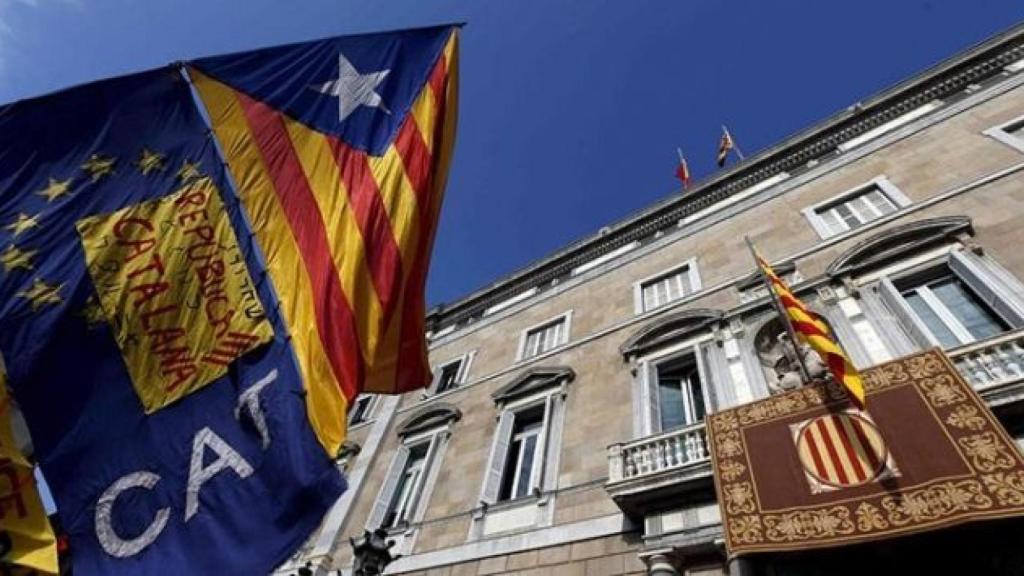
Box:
948, 329, 1024, 391
607, 421, 709, 483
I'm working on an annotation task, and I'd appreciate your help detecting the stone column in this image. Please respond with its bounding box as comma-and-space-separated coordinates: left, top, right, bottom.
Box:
641, 549, 680, 576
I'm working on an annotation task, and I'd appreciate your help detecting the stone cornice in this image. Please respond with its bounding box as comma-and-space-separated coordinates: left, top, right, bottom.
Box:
428, 23, 1024, 333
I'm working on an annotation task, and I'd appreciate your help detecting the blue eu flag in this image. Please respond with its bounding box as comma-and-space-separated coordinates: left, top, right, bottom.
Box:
0, 67, 344, 574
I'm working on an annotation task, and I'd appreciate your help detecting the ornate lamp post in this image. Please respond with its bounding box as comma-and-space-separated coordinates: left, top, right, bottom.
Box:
350, 528, 398, 576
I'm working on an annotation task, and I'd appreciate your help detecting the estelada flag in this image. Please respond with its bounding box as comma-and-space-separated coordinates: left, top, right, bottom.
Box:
756, 252, 867, 407
716, 125, 735, 167
190, 25, 459, 455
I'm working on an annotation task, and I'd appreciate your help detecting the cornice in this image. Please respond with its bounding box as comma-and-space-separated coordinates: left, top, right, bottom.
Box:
427, 23, 1024, 333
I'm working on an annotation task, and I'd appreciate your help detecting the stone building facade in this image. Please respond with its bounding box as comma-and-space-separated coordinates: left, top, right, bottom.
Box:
281, 23, 1024, 576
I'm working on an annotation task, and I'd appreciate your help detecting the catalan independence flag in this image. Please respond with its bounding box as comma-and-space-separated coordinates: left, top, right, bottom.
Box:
190, 26, 459, 455
756, 251, 867, 408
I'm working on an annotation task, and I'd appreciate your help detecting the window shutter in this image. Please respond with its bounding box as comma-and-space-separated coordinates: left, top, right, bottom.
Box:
405, 436, 439, 523
367, 445, 410, 529
540, 395, 566, 492
950, 250, 1024, 327
480, 410, 514, 504
876, 277, 937, 348
696, 342, 721, 413
532, 396, 554, 493
644, 362, 662, 434
631, 370, 645, 438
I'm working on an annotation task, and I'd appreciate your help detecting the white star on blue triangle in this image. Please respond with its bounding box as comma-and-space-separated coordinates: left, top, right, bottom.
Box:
311, 53, 391, 123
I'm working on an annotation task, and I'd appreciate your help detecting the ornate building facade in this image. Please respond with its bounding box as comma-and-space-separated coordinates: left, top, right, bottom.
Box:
284, 23, 1024, 576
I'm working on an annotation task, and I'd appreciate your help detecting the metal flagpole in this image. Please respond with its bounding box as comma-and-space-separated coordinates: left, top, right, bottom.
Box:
676, 147, 686, 164
744, 236, 812, 384
724, 125, 745, 160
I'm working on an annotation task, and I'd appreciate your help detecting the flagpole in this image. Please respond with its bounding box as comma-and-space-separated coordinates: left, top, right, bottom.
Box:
724, 125, 745, 160
744, 236, 812, 384
676, 147, 685, 163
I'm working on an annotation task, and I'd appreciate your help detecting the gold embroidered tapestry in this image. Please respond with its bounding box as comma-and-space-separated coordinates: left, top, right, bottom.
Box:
708, 349, 1024, 557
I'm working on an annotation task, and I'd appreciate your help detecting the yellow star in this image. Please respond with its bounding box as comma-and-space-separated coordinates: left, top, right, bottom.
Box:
16, 278, 63, 311
176, 160, 203, 183
37, 177, 73, 202
4, 213, 39, 237
136, 148, 166, 175
80, 294, 107, 328
0, 245, 36, 273
81, 154, 117, 182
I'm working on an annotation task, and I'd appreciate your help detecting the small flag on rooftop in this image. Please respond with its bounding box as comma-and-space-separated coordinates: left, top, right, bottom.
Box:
716, 125, 740, 167
675, 148, 691, 189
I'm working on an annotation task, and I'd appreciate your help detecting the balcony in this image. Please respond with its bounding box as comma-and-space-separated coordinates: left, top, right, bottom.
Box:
605, 422, 713, 518
948, 329, 1024, 409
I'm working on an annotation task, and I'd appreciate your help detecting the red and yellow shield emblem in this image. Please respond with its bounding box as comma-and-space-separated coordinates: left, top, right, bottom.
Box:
794, 411, 891, 490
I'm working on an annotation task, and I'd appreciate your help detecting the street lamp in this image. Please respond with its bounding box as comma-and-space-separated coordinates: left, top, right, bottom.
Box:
350, 528, 398, 576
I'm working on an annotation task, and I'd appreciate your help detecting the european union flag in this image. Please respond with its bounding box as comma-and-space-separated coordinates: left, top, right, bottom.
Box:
0, 68, 344, 574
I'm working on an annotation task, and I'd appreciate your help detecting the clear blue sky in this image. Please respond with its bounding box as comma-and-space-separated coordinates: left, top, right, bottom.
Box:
1, 0, 1022, 307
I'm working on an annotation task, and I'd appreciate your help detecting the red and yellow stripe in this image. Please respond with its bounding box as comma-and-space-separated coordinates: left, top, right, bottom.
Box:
797, 413, 885, 487
190, 31, 459, 455
757, 254, 867, 408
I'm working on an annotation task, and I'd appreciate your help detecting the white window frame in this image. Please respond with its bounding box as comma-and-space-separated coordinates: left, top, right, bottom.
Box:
635, 333, 715, 436
898, 272, 1006, 347
348, 394, 379, 426
983, 112, 1024, 154
366, 422, 455, 551
384, 440, 430, 529
633, 257, 702, 314
802, 176, 911, 239
472, 374, 570, 539
428, 350, 476, 396
515, 311, 573, 362
505, 415, 545, 501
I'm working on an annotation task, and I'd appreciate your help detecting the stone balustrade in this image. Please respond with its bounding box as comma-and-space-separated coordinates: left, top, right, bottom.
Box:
607, 422, 709, 483
947, 330, 1024, 391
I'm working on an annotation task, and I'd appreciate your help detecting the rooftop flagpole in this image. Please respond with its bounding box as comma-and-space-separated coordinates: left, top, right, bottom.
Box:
724, 124, 745, 160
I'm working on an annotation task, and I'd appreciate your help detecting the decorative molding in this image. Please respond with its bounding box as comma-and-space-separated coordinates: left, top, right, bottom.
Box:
620, 309, 725, 359
825, 216, 973, 277
491, 366, 575, 405
396, 403, 462, 438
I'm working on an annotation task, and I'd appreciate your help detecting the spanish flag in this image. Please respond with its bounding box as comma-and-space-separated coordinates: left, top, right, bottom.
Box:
190, 26, 459, 455
755, 251, 867, 408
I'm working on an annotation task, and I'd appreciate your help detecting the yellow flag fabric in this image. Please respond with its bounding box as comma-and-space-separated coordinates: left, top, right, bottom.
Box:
76, 177, 274, 413
757, 253, 867, 407
0, 377, 58, 575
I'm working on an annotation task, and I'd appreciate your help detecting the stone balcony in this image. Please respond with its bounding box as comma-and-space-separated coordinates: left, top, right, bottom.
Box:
948, 328, 1024, 410
605, 422, 713, 518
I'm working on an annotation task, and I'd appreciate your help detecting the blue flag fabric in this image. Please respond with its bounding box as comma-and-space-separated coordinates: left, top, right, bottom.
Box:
192, 25, 451, 155
0, 68, 344, 574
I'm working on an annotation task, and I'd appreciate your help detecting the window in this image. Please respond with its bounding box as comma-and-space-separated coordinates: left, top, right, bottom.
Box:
382, 443, 429, 528
477, 367, 572, 518
348, 395, 377, 426
803, 177, 910, 239
367, 405, 460, 537
498, 405, 545, 501
655, 355, 707, 431
899, 273, 1009, 348
983, 114, 1024, 154
517, 313, 571, 361
435, 362, 462, 394
634, 259, 701, 313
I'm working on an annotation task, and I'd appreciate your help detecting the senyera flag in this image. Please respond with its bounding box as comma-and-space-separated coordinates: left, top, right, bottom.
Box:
0, 25, 457, 576
756, 252, 867, 407
190, 24, 459, 456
